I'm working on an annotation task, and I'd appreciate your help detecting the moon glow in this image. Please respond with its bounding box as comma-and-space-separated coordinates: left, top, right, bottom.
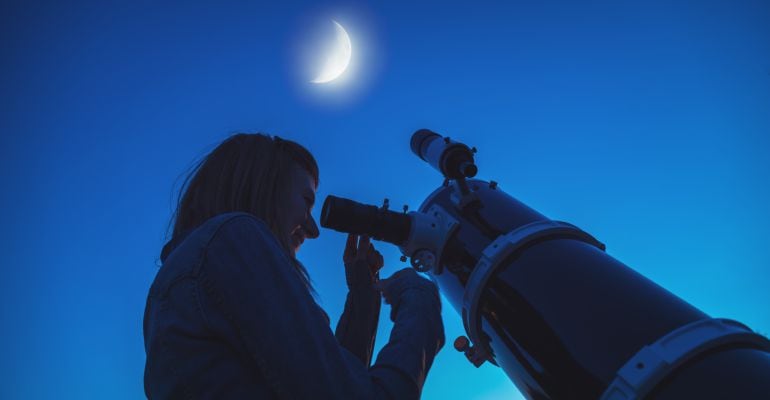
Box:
311, 21, 352, 84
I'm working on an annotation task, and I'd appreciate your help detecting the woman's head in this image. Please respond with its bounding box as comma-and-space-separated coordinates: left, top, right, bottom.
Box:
164, 133, 320, 285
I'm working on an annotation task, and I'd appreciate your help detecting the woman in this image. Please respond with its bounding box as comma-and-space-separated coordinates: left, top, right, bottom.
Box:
143, 133, 444, 399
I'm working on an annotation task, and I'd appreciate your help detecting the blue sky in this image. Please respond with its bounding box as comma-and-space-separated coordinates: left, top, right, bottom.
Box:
1, 1, 769, 398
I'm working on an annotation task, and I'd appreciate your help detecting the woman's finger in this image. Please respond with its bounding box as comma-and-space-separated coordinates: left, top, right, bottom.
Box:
357, 236, 371, 260
344, 234, 358, 261
368, 249, 383, 268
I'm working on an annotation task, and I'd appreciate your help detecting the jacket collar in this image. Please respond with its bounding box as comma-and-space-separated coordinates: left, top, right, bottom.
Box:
160, 229, 192, 264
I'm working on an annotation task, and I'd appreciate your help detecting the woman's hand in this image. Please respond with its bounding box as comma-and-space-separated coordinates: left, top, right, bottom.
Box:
373, 268, 439, 305
343, 234, 384, 286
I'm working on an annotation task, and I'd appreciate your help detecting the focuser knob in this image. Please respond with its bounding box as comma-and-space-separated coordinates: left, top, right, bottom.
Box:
453, 335, 490, 368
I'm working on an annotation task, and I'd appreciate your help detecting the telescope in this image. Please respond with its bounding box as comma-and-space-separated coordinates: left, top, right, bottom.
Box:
321, 129, 770, 399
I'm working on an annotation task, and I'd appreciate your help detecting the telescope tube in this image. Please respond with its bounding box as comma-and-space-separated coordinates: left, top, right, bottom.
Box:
417, 179, 770, 399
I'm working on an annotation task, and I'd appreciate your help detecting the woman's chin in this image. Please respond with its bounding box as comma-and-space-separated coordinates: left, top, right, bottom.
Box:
289, 236, 304, 256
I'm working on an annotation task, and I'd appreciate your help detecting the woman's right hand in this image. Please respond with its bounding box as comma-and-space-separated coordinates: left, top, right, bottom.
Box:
374, 268, 445, 351
373, 268, 440, 306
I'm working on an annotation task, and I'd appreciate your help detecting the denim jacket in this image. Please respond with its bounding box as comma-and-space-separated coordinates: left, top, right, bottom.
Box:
143, 212, 444, 399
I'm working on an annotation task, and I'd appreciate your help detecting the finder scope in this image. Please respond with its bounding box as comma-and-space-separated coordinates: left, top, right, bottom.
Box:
410, 128, 477, 179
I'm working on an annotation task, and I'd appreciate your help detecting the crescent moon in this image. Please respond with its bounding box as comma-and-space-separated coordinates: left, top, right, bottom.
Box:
311, 21, 352, 84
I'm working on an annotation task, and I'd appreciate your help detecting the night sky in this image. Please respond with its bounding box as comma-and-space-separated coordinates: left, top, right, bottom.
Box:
2, 1, 769, 399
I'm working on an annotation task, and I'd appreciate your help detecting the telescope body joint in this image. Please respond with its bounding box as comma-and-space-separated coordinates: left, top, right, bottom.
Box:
398, 204, 459, 275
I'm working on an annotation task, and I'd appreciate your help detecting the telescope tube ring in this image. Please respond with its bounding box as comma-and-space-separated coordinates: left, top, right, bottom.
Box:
462, 220, 606, 365
600, 317, 770, 400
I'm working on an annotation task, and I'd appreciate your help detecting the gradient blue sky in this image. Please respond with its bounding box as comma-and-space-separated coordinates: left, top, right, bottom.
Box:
2, 1, 769, 399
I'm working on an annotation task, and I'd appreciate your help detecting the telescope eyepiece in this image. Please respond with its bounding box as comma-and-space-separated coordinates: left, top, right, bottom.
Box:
320, 195, 412, 245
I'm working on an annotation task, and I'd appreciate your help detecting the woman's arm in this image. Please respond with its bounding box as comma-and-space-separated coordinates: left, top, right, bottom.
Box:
335, 257, 382, 366
198, 215, 443, 399
336, 234, 383, 366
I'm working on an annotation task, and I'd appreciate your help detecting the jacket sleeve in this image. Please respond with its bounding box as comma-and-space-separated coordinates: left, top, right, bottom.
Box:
335, 259, 382, 366
197, 215, 444, 399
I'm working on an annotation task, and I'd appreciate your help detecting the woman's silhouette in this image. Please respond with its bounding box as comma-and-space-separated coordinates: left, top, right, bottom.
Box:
143, 133, 444, 399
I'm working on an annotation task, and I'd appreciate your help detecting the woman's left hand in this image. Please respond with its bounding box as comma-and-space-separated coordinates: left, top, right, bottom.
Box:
343, 234, 384, 286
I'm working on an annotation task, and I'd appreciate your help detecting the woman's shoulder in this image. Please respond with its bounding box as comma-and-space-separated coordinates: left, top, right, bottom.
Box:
151, 212, 276, 296
202, 212, 281, 254
202, 212, 269, 239
186, 212, 284, 269
163, 213, 268, 260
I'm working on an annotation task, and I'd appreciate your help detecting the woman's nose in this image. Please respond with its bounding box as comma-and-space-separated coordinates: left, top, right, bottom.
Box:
304, 214, 320, 239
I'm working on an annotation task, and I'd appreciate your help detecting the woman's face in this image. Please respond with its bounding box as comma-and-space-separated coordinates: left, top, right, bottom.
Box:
280, 165, 319, 256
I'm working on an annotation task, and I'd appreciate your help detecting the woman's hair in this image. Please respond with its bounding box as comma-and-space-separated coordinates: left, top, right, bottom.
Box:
162, 133, 319, 291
